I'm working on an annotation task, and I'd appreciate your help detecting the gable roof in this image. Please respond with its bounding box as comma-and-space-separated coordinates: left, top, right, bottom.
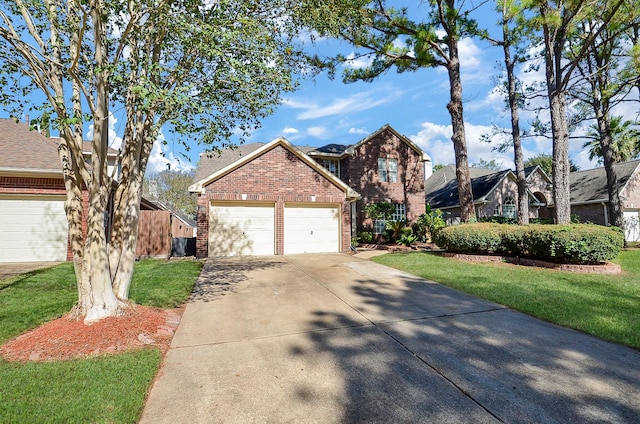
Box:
307, 143, 350, 158
0, 118, 62, 175
346, 124, 431, 162
570, 159, 640, 204
425, 165, 514, 209
189, 137, 360, 199
193, 142, 266, 183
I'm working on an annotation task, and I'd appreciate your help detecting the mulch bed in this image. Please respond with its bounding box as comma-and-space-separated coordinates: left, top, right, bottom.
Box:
0, 306, 182, 362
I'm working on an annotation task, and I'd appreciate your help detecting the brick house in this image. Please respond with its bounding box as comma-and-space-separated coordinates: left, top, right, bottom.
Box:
305, 125, 430, 233
189, 124, 430, 257
570, 159, 640, 241
425, 165, 554, 224
0, 118, 185, 262
0, 119, 71, 262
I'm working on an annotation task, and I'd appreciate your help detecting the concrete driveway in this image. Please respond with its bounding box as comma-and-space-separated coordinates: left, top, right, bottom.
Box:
0, 262, 62, 280
140, 254, 640, 423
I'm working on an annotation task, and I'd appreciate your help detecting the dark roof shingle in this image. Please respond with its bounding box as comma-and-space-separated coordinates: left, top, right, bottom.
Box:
0, 118, 61, 172
570, 160, 640, 204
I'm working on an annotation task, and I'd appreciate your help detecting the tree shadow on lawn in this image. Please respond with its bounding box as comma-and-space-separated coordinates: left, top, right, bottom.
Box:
190, 256, 286, 303
289, 272, 640, 423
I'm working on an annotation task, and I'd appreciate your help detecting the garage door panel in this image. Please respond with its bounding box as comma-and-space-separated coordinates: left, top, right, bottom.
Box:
0, 197, 68, 262
284, 205, 340, 254
209, 204, 275, 256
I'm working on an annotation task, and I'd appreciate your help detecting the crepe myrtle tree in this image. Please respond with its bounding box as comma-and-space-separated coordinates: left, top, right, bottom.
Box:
0, 0, 348, 323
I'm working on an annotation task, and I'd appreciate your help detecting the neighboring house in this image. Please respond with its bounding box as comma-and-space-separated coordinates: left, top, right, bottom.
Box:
0, 117, 182, 262
0, 119, 70, 262
189, 124, 430, 258
570, 159, 640, 242
425, 164, 553, 224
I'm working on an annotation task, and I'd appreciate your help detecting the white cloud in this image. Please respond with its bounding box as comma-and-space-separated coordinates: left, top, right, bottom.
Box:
282, 127, 299, 135
344, 52, 374, 69
307, 126, 327, 138
146, 130, 195, 175
458, 37, 482, 69
411, 121, 515, 169
283, 87, 404, 120
87, 113, 123, 151
348, 127, 369, 135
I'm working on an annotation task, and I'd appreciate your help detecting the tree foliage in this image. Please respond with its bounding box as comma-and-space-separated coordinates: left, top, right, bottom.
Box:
0, 0, 326, 322
143, 170, 197, 218
524, 153, 579, 178
317, 0, 486, 222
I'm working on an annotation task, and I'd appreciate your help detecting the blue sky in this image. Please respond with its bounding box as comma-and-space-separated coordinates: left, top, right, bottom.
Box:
143, 1, 637, 176
4, 1, 637, 176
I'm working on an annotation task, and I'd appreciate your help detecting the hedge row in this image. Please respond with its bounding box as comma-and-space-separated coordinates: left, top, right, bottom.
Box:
433, 223, 624, 264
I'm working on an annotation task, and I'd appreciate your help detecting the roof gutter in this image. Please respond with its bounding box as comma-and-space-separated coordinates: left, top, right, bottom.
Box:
0, 167, 62, 178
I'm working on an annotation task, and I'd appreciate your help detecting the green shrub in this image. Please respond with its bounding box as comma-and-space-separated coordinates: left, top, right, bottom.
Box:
417, 206, 446, 242
477, 215, 517, 225
358, 231, 374, 244
433, 223, 503, 254
434, 223, 624, 264
398, 233, 418, 246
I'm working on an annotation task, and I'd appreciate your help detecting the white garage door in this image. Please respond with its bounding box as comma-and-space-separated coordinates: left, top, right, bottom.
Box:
209, 203, 275, 256
0, 196, 68, 262
284, 205, 340, 254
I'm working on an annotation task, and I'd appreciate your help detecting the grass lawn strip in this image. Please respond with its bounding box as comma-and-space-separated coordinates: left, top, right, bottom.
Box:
373, 250, 640, 350
0, 259, 202, 424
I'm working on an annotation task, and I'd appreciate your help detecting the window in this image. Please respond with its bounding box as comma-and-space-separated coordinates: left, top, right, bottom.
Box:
373, 203, 406, 234
378, 158, 398, 183
320, 159, 339, 178
391, 203, 406, 221
503, 197, 516, 219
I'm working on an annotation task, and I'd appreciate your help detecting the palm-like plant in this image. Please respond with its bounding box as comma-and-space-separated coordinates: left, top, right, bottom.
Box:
583, 116, 640, 164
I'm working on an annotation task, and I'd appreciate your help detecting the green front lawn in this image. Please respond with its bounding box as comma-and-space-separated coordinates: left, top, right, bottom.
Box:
373, 250, 640, 350
0, 259, 203, 423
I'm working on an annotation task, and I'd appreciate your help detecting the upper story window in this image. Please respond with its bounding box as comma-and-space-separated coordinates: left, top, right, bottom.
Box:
320, 159, 339, 178
378, 157, 398, 183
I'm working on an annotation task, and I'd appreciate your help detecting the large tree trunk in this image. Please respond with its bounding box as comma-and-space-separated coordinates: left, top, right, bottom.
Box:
446, 24, 474, 222
541, 1, 571, 225
549, 92, 571, 224
502, 6, 528, 225
76, 1, 122, 323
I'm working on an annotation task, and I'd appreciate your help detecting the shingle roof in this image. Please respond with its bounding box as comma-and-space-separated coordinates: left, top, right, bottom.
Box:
193, 143, 266, 183
570, 160, 640, 204
426, 163, 556, 209
0, 118, 62, 172
425, 165, 504, 208
308, 143, 350, 156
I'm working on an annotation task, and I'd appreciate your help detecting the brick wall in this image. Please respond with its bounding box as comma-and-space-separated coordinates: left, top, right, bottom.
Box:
0, 176, 65, 194
195, 145, 353, 258
621, 168, 640, 210
341, 129, 426, 230
571, 203, 607, 225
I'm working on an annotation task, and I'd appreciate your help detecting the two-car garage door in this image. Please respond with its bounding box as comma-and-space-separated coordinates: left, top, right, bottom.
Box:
0, 196, 68, 263
209, 202, 340, 256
